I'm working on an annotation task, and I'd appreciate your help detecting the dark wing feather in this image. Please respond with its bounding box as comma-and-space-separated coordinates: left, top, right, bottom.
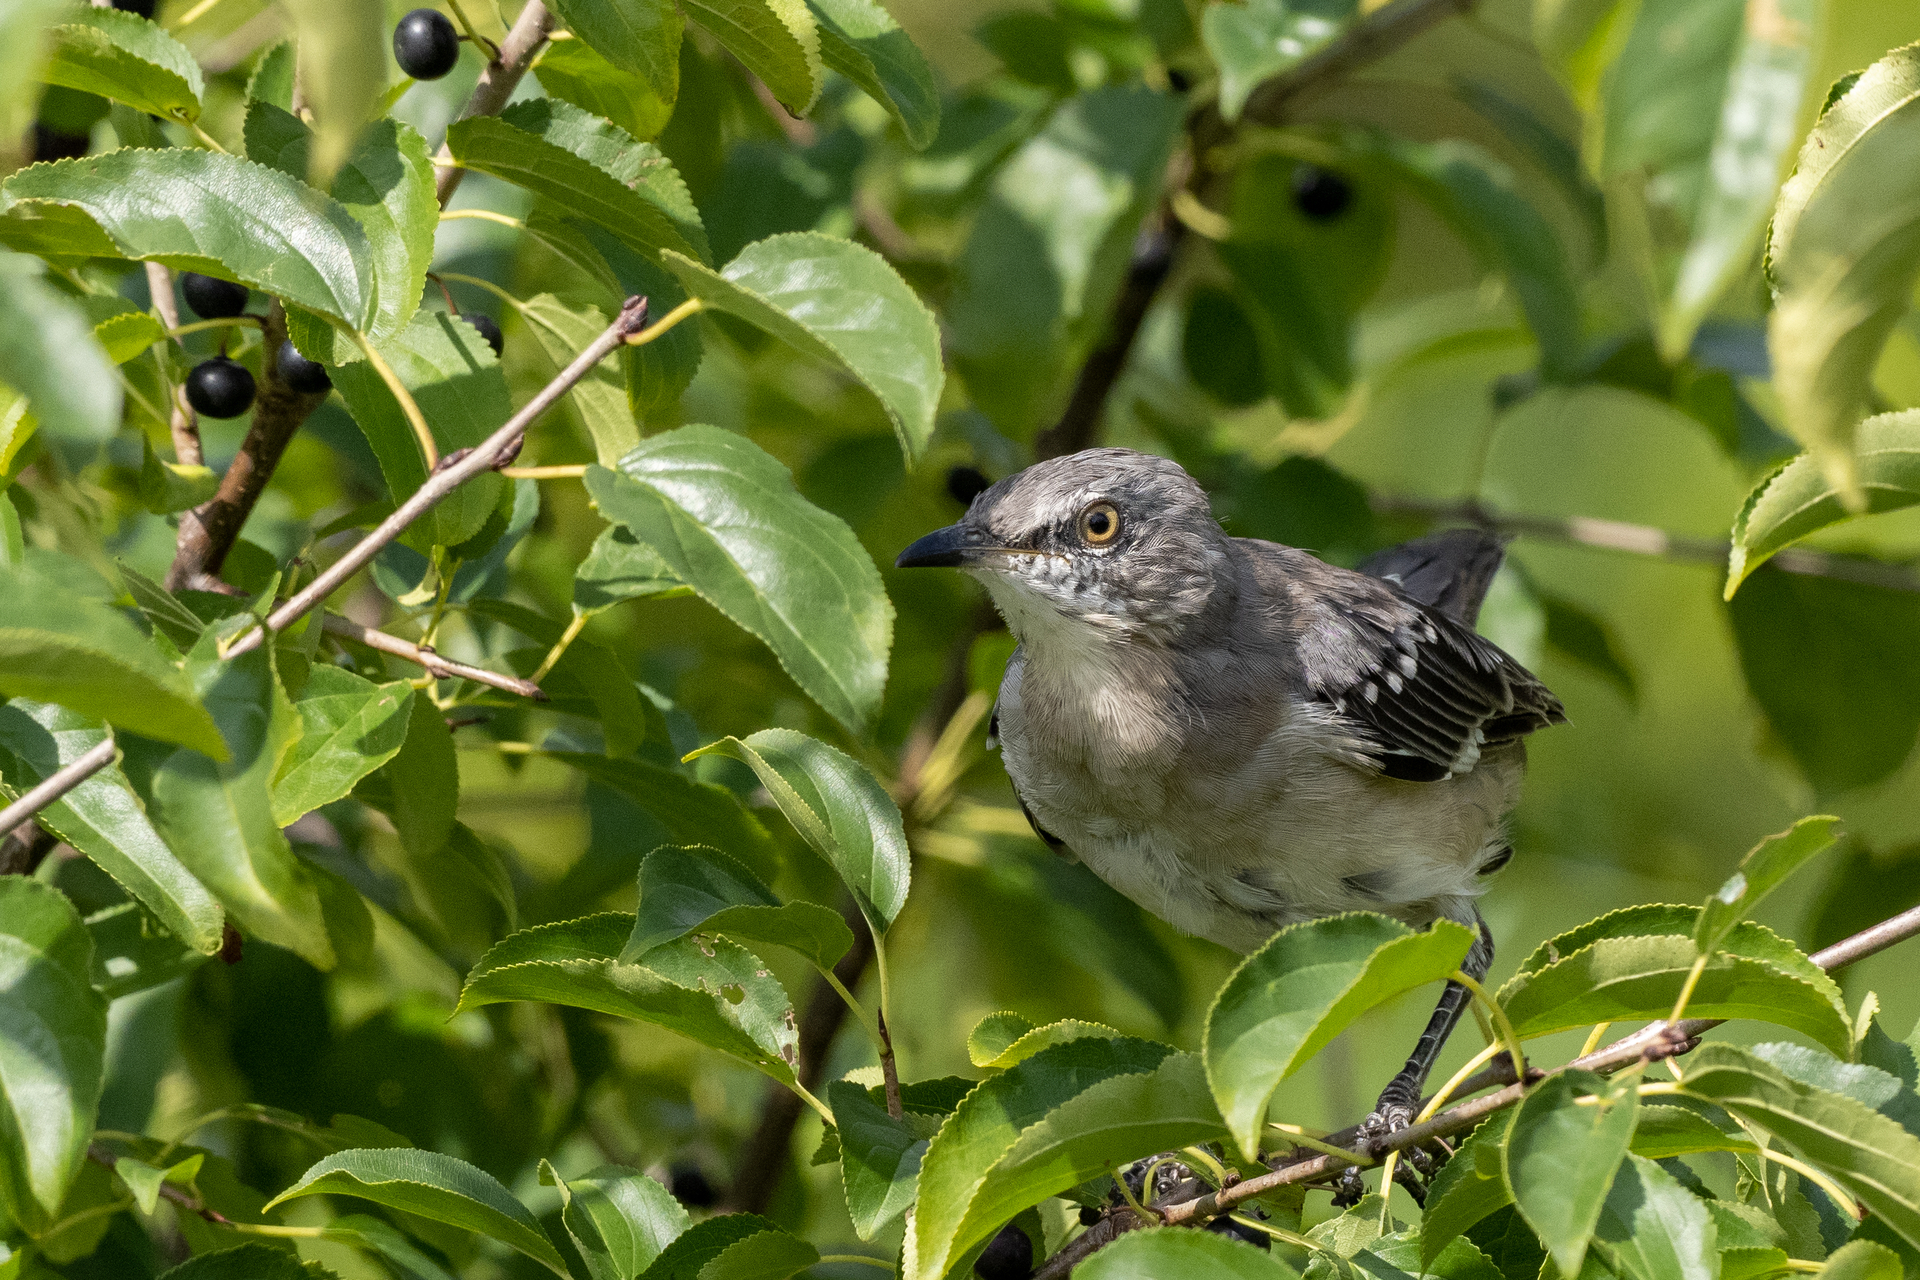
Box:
1356, 528, 1508, 624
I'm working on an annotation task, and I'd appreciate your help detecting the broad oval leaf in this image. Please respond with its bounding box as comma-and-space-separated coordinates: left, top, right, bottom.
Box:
660, 232, 944, 461
967, 1011, 1036, 1067
1422, 1110, 1519, 1271
0, 878, 106, 1234
1205, 914, 1476, 1160
687, 729, 908, 933
1679, 1042, 1920, 1249
40, 8, 203, 122
266, 1147, 568, 1276
587, 429, 893, 734
541, 1160, 690, 1280
522, 292, 642, 464
681, 0, 821, 115
457, 914, 801, 1085
0, 699, 223, 954
271, 665, 413, 827
809, 0, 939, 149
0, 251, 119, 444
1505, 1069, 1641, 1280
909, 1035, 1177, 1280
0, 149, 372, 328
829, 1080, 940, 1239
535, 33, 677, 143
331, 117, 437, 343
623, 843, 855, 970
546, 0, 684, 105
1695, 815, 1840, 954
1076, 1226, 1300, 1279
573, 524, 690, 617
446, 98, 707, 263
1814, 1242, 1904, 1280
1592, 1154, 1720, 1280
1766, 45, 1920, 505
1728, 411, 1920, 592
0, 565, 224, 757
1201, 0, 1355, 122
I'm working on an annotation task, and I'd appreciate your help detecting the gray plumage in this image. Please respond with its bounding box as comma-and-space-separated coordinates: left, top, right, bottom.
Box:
896, 448, 1564, 956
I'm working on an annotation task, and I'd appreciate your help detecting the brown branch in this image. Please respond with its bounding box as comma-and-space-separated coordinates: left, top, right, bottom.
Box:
0, 824, 57, 876
0, 739, 118, 847
1377, 495, 1920, 593
434, 1, 555, 207
167, 305, 329, 590
85, 1144, 231, 1225
144, 263, 202, 466
321, 614, 549, 699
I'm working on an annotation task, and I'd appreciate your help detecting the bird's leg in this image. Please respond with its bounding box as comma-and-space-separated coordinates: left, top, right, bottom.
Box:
1333, 915, 1494, 1207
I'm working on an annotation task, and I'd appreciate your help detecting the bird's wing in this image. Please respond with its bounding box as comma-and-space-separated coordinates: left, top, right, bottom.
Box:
1356, 528, 1507, 625
1289, 568, 1565, 781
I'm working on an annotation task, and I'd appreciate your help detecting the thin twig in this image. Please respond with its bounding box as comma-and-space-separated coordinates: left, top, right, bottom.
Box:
433, 0, 554, 207
0, 739, 118, 858
145, 263, 203, 467
321, 614, 548, 700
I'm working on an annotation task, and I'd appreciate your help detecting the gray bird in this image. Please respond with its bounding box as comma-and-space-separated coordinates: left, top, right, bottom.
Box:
896, 448, 1564, 1166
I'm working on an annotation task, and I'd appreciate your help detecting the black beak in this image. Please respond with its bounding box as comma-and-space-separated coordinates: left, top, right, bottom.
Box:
895, 524, 977, 569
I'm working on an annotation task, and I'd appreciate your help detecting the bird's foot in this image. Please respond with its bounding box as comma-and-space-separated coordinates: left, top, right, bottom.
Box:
1331, 1101, 1423, 1208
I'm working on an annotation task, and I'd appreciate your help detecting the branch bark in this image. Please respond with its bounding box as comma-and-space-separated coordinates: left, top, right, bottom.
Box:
321, 614, 549, 700
434, 1, 555, 207
0, 738, 117, 847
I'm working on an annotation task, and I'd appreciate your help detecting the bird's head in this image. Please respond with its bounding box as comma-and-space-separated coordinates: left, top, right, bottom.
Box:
896, 448, 1230, 645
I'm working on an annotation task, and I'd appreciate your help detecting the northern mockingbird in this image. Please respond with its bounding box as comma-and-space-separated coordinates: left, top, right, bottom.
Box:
897, 448, 1564, 1175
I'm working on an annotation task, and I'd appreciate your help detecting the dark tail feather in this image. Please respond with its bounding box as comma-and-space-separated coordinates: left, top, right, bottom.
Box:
1357, 528, 1508, 625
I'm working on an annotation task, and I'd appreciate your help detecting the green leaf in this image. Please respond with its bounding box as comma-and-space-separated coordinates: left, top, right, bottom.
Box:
967, 1011, 1036, 1067
282, 0, 386, 184
1540, 593, 1638, 704
0, 0, 62, 167
332, 118, 438, 344
456, 914, 802, 1087
1695, 816, 1840, 954
586, 428, 893, 733
545, 752, 780, 875
1454, 78, 1608, 260
1201, 0, 1357, 121
0, 149, 372, 328
809, 0, 939, 149
1372, 1231, 1505, 1280
148, 641, 369, 972
1592, 1154, 1719, 1280
1681, 1042, 1920, 1248
521, 293, 642, 464
1075, 1226, 1300, 1278
1751, 1040, 1920, 1131
0, 878, 106, 1234
1728, 411, 1920, 591
680, 0, 821, 115
1423, 1111, 1520, 1271
686, 729, 908, 933
330, 309, 511, 551
697, 1225, 819, 1280
155, 1243, 317, 1280
949, 85, 1184, 437
246, 39, 295, 109
573, 525, 691, 617
0, 251, 120, 444
446, 98, 708, 264
658, 232, 943, 461
40, 7, 203, 122
623, 843, 855, 970
321, 1214, 460, 1280
1813, 1242, 1904, 1280
267, 1148, 567, 1275
1630, 1105, 1757, 1158
540, 1160, 690, 1280
139, 434, 218, 513
384, 690, 457, 862
1514, 904, 1826, 981
970, 1019, 1125, 1072
1727, 566, 1920, 794
0, 699, 223, 955
85, 900, 208, 998
1765, 44, 1920, 505
535, 34, 677, 142
909, 1036, 1178, 1280
635, 1213, 797, 1280
1204, 914, 1476, 1159
271, 664, 413, 826
1505, 1069, 1641, 1279
828, 1080, 939, 1239
546, 0, 683, 104
0, 565, 224, 757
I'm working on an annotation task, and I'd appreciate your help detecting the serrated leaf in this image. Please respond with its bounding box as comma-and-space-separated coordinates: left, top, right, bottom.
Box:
909, 1036, 1177, 1280
623, 843, 855, 971
966, 1012, 1036, 1068
267, 1148, 567, 1275
830, 1079, 940, 1239
1076, 1226, 1299, 1278
1751, 1041, 1920, 1133
0, 564, 223, 756
681, 0, 820, 115
1630, 1105, 1757, 1159
0, 878, 106, 1234
686, 729, 908, 933
0, 251, 119, 444
1592, 1154, 1719, 1280
245, 39, 295, 109
0, 149, 372, 327
522, 293, 642, 463
1813, 1242, 1903, 1280
659, 232, 943, 461
332, 117, 438, 343
1506, 1069, 1641, 1279
1680, 1043, 1920, 1249
330, 309, 511, 551
545, 752, 781, 875
283, 0, 386, 184
0, 699, 223, 954
573, 524, 690, 617
1696, 816, 1840, 954
271, 664, 413, 826
971, 1019, 1124, 1072
541, 1160, 690, 1280
635, 1214, 790, 1280
457, 915, 801, 1086
1205, 914, 1476, 1160
542, 1, 682, 111
697, 1224, 819, 1280
446, 98, 707, 263
587, 428, 893, 733
1766, 44, 1920, 505
809, 0, 938, 149
40, 7, 203, 122
155, 1243, 316, 1280
1423, 1111, 1520, 1270
1201, 0, 1357, 121
320, 1214, 459, 1280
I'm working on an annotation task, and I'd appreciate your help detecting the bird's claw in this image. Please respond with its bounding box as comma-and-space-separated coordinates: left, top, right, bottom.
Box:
1330, 1102, 1426, 1208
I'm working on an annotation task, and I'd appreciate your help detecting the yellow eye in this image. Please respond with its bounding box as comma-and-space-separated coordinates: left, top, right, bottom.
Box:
1079, 502, 1121, 545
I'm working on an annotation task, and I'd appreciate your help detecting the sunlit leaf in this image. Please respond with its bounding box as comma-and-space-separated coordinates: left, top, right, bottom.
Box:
540, 1160, 690, 1280
1505, 1069, 1640, 1279
1075, 1226, 1299, 1278
623, 843, 855, 970
271, 665, 413, 827
681, 0, 821, 115
40, 8, 203, 122
1695, 815, 1840, 954
0, 251, 120, 444
545, 0, 683, 106
521, 292, 642, 464
809, 0, 939, 149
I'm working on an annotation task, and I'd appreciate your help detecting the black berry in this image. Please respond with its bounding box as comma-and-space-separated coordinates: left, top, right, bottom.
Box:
467, 312, 504, 357
1077, 1205, 1102, 1227
1206, 1216, 1272, 1250
946, 465, 991, 507
666, 1161, 716, 1208
180, 272, 250, 320
974, 1224, 1032, 1280
275, 341, 332, 394
33, 124, 88, 163
185, 357, 256, 419
1291, 164, 1354, 221
111, 0, 157, 14
1167, 67, 1193, 93
393, 9, 460, 80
